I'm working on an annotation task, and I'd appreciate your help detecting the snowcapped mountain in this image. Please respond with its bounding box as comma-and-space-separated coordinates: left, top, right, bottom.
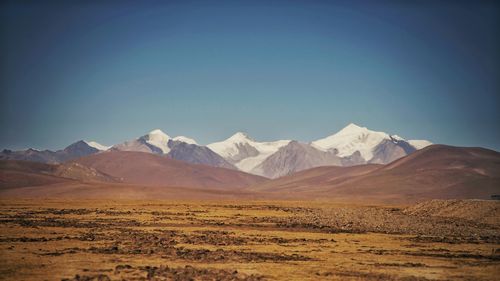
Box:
208, 125, 432, 177
312, 123, 393, 159
112, 129, 235, 169
311, 123, 431, 163
207, 132, 291, 173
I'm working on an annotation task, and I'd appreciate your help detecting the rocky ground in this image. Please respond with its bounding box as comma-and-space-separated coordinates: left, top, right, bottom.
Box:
0, 199, 498, 280
272, 200, 500, 244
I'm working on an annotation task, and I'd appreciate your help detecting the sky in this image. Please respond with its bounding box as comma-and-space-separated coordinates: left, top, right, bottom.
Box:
1, 0, 499, 151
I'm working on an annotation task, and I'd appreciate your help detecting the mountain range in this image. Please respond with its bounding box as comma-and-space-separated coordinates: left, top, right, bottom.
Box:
0, 122, 498, 203
1, 144, 498, 203
0, 123, 432, 178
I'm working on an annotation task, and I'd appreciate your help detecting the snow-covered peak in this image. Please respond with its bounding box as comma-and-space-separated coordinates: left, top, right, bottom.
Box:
207, 132, 256, 157
336, 123, 386, 137
408, 139, 433, 150
312, 123, 391, 160
208, 132, 289, 156
227, 132, 254, 142
338, 123, 365, 134
142, 129, 171, 154
84, 141, 110, 151
173, 136, 197, 145
207, 133, 254, 159
147, 129, 170, 139
208, 133, 291, 172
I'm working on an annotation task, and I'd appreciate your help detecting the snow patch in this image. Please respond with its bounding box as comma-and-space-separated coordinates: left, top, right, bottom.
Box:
408, 140, 433, 150
173, 136, 198, 145
391, 135, 405, 141
85, 141, 110, 151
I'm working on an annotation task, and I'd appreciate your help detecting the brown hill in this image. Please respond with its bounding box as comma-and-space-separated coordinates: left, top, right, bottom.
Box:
255, 145, 500, 203
0, 160, 67, 189
0, 160, 116, 189
0, 181, 259, 200
251, 164, 382, 192
0, 151, 267, 198
72, 150, 268, 189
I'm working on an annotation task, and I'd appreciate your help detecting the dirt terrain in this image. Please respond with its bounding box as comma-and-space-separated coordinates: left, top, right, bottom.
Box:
0, 199, 498, 280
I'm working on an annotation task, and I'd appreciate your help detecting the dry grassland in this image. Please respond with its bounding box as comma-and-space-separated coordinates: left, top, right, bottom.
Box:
0, 199, 498, 280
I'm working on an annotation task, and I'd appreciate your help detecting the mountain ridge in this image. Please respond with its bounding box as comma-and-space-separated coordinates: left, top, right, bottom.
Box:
0, 124, 433, 177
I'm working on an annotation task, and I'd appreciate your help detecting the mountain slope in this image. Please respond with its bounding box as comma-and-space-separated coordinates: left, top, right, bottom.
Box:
167, 140, 236, 170
0, 140, 102, 164
0, 159, 254, 199
381, 144, 500, 175
0, 160, 116, 189
251, 141, 343, 178
251, 164, 382, 192
72, 151, 267, 188
369, 138, 416, 164
334, 145, 500, 202
255, 145, 500, 203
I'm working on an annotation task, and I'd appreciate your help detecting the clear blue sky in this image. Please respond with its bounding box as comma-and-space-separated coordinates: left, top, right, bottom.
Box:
1, 0, 499, 151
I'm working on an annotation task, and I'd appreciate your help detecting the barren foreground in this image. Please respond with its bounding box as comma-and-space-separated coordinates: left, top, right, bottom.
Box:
0, 199, 498, 280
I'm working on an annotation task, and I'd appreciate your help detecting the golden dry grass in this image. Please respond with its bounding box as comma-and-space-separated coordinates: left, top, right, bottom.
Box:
0, 199, 498, 280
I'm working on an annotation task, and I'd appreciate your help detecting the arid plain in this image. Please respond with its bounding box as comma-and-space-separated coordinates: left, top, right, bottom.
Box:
0, 199, 499, 281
